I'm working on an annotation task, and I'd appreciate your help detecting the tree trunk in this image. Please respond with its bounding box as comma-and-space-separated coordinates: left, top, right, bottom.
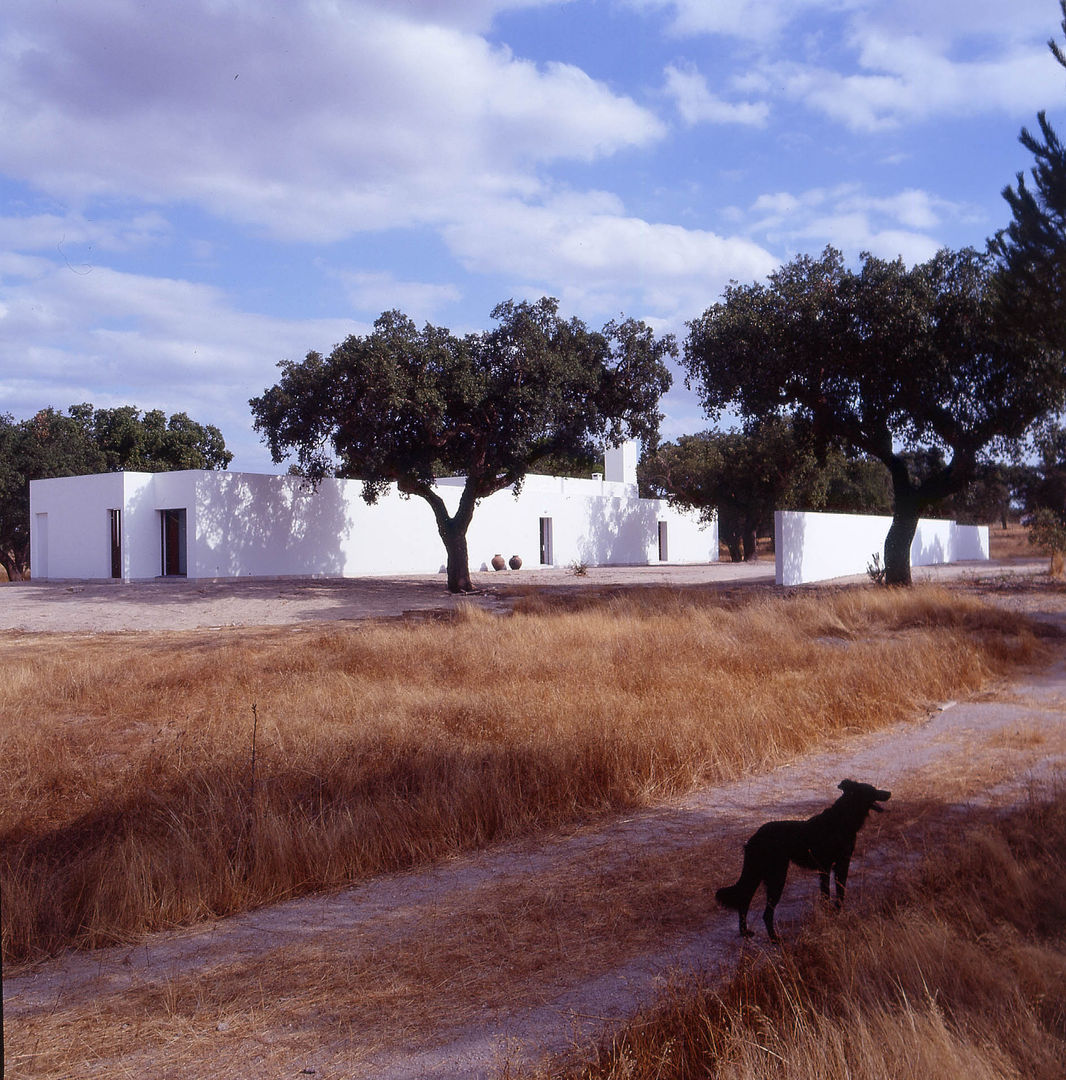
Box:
723, 526, 743, 562
441, 522, 473, 593
0, 549, 24, 582
742, 525, 758, 561
883, 507, 919, 586
416, 483, 477, 594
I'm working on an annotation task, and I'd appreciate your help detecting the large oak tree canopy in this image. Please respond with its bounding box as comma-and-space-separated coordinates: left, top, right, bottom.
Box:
250, 297, 675, 592
683, 246, 1066, 584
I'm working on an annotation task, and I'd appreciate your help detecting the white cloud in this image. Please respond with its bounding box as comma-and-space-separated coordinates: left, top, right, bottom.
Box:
777, 35, 1063, 131
0, 210, 171, 258
0, 256, 361, 467
338, 271, 463, 320
0, 0, 663, 242
628, 0, 840, 42
663, 63, 769, 126
748, 183, 973, 263
358, 0, 571, 33
442, 191, 778, 320
633, 0, 1064, 129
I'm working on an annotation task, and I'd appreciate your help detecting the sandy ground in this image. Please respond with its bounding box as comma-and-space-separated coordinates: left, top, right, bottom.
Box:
0, 557, 1045, 632
4, 555, 1065, 1079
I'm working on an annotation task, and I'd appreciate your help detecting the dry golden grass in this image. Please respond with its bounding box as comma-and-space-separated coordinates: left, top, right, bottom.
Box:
988, 522, 1038, 561
522, 786, 1066, 1080
0, 585, 1048, 965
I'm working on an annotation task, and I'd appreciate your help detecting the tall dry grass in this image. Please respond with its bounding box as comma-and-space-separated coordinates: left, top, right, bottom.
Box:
530, 786, 1066, 1080
0, 585, 1046, 964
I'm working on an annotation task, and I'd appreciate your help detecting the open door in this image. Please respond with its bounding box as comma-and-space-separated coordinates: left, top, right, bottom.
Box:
160, 509, 187, 577
539, 516, 553, 566
109, 509, 122, 578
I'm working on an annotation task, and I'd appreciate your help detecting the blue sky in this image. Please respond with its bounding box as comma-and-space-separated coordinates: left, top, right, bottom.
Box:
1, 0, 1064, 471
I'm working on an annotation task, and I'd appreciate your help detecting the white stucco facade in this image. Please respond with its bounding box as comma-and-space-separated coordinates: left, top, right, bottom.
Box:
775, 509, 989, 586
29, 450, 717, 581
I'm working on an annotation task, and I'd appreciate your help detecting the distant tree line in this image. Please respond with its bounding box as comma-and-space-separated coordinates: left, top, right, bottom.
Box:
0, 404, 231, 580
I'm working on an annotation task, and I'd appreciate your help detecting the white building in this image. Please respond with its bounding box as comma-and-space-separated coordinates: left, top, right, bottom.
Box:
28, 444, 717, 581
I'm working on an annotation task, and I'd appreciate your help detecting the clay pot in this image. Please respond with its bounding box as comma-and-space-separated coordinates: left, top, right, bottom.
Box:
509, 555, 523, 570
491, 554, 506, 571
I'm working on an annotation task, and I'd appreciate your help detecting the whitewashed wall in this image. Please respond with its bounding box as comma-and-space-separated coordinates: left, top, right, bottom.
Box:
29, 472, 125, 580
30, 466, 716, 581
775, 509, 989, 586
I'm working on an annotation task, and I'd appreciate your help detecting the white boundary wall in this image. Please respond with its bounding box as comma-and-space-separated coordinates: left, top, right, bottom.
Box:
775, 509, 989, 586
29, 465, 717, 581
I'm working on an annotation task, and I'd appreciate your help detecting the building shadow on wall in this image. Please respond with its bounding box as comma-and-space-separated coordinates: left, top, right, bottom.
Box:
911, 529, 947, 568
774, 511, 808, 587
196, 473, 350, 579
578, 497, 661, 566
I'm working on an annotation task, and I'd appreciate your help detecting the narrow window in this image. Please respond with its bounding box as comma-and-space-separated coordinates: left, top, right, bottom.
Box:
160, 509, 188, 577
539, 517, 553, 566
109, 509, 122, 579
658, 521, 668, 562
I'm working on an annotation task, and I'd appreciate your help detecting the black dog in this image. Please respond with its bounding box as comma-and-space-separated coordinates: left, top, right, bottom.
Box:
715, 779, 891, 941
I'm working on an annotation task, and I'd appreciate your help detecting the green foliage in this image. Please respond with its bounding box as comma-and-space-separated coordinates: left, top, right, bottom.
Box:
250, 297, 674, 592
640, 420, 892, 561
0, 405, 231, 580
683, 246, 1066, 584
1026, 506, 1066, 557
992, 1, 1066, 349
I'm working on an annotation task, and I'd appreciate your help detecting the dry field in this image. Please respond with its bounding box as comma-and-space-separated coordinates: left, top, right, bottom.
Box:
3, 575, 1066, 1078
521, 787, 1066, 1080
1, 585, 1045, 964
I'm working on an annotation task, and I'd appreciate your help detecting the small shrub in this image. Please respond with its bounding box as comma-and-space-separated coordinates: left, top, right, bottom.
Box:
866, 552, 887, 584
1025, 507, 1066, 577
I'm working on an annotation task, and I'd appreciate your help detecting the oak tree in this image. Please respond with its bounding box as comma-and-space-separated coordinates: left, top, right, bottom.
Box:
250, 298, 674, 592
640, 420, 891, 562
683, 247, 1066, 584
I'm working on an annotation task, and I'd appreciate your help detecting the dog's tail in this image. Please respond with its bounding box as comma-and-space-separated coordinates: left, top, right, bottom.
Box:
714, 881, 748, 910
715, 846, 763, 912
712, 885, 747, 911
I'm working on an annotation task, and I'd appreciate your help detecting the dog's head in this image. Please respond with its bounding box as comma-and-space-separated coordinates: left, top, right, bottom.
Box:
838, 778, 891, 812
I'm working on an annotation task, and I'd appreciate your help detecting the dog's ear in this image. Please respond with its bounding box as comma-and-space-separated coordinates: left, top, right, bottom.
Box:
838, 779, 854, 792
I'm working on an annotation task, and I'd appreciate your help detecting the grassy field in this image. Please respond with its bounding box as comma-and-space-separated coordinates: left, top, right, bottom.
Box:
524, 785, 1066, 1080
0, 583, 1049, 967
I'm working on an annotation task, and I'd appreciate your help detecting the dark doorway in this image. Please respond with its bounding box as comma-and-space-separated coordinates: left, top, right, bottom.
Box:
160, 509, 187, 577
658, 521, 668, 562
539, 517, 553, 565
109, 509, 122, 578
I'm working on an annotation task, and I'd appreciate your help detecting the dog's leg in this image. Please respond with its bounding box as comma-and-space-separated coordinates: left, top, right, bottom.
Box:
818, 869, 831, 900
716, 847, 764, 938
832, 856, 851, 907
761, 863, 788, 942
737, 908, 753, 938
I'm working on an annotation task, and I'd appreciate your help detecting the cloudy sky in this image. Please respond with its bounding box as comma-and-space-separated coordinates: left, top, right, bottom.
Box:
2, 0, 1064, 470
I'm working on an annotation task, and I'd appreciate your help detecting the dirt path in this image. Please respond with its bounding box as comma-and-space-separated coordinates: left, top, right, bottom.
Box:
7, 608, 1066, 1079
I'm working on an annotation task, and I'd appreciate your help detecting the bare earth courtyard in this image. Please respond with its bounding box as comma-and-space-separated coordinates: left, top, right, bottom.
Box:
0, 557, 1033, 633
3, 557, 1066, 1079
0, 562, 779, 633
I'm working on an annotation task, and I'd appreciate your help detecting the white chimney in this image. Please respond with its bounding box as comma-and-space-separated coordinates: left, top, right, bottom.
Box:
603, 441, 638, 486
